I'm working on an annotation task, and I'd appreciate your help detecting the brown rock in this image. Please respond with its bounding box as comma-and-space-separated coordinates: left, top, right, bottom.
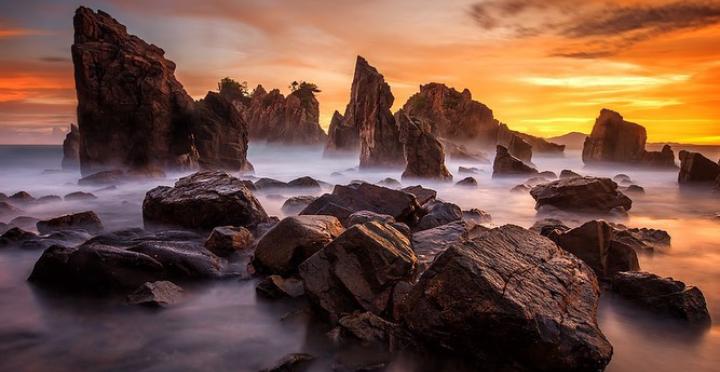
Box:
281, 196, 317, 215
36, 211, 103, 234
529, 176, 632, 214
496, 124, 533, 162
62, 124, 80, 170
127, 281, 183, 307
415, 200, 462, 231
256, 275, 305, 299
204, 226, 254, 257
398, 113, 452, 181
64, 191, 97, 201
260, 353, 314, 372
400, 185, 436, 206
678, 150, 720, 185
492, 145, 538, 177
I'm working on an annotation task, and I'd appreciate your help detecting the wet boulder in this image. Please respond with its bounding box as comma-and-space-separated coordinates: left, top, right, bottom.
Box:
299, 221, 416, 321
143, 171, 268, 229
256, 275, 305, 299
400, 185, 436, 206
401, 225, 612, 371
204, 226, 254, 257
415, 200, 462, 231
462, 209, 491, 224
0, 227, 37, 247
300, 183, 423, 226
254, 178, 289, 190
346, 211, 395, 226
455, 176, 478, 187
253, 215, 344, 275
281, 196, 317, 215
411, 221, 469, 267
127, 281, 183, 307
560, 169, 581, 179
36, 211, 103, 235
530, 176, 632, 214
611, 271, 711, 325
549, 220, 639, 280
677, 150, 720, 186
492, 145, 538, 177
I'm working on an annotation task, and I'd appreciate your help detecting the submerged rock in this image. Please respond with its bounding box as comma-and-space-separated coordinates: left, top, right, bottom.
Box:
492, 145, 538, 177
299, 221, 416, 321
611, 271, 711, 325
401, 225, 612, 370
143, 171, 268, 229
127, 281, 183, 307
530, 176, 632, 214
36, 211, 103, 235
398, 113, 452, 181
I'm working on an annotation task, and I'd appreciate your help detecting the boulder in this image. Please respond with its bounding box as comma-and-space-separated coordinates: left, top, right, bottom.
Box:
560, 169, 581, 179
611, 271, 711, 324
0, 227, 37, 247
281, 196, 317, 215
548, 220, 639, 279
458, 166, 481, 175
298, 222, 416, 321
287, 176, 322, 190
582, 109, 675, 168
462, 209, 491, 224
127, 281, 183, 307
539, 171, 558, 179
61, 124, 80, 170
78, 170, 125, 185
415, 201, 462, 231
398, 113, 452, 181
346, 211, 395, 226
260, 353, 314, 372
401, 225, 612, 370
37, 195, 62, 203
400, 185, 436, 206
510, 184, 531, 193
625, 185, 645, 194
496, 124, 533, 162
411, 221, 469, 267
254, 178, 289, 190
300, 183, 423, 226
337, 311, 400, 346
455, 176, 478, 187
204, 226, 254, 257
492, 145, 538, 177
677, 150, 720, 185
36, 211, 103, 234
8, 191, 35, 204
256, 275, 305, 299
0, 201, 21, 216
143, 171, 268, 229
253, 215, 344, 275
64, 191, 97, 201
376, 177, 402, 188
530, 176, 632, 214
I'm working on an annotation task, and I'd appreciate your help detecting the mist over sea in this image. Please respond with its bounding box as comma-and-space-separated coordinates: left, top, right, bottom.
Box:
0, 143, 718, 371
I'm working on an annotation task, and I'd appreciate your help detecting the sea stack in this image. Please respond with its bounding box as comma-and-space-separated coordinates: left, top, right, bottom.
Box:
398, 112, 452, 181
61, 124, 80, 170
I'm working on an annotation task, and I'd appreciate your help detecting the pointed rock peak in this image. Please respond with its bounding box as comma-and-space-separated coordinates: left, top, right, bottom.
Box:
598, 108, 623, 121
331, 110, 343, 122
354, 55, 382, 78
70, 123, 79, 132
461, 88, 472, 100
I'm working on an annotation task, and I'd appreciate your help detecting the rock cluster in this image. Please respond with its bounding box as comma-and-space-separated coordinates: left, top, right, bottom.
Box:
582, 109, 676, 168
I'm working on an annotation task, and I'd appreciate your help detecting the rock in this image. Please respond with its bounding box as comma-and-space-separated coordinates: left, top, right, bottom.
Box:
7, 216, 39, 230
62, 124, 80, 170
143, 171, 268, 229
415, 201, 462, 231
411, 221, 468, 267
0, 201, 21, 216
337, 311, 399, 345
524, 176, 550, 186
582, 109, 675, 168
253, 215, 344, 275
37, 195, 62, 203
300, 183, 423, 226
401, 225, 612, 370
560, 169, 581, 179
298, 221, 416, 321
78, 170, 125, 185
204, 226, 254, 257
539, 171, 558, 179
611, 225, 670, 253
256, 275, 305, 299
346, 211, 395, 226
376, 178, 401, 188
678, 150, 720, 185
287, 176, 322, 190
260, 353, 314, 372
515, 132, 565, 155
510, 184, 530, 193
496, 124, 533, 162
254, 178, 289, 190
462, 209, 491, 224
36, 211, 103, 234
400, 186, 436, 206
398, 113, 452, 181
548, 220, 639, 279
611, 271, 711, 325
324, 111, 358, 155
492, 145, 538, 177
454, 176, 478, 187
530, 176, 632, 214
20, 229, 93, 251
625, 185, 645, 194
64, 191, 97, 201
127, 281, 183, 307
281, 196, 317, 215
9, 191, 35, 204
613, 174, 631, 183
0, 227, 37, 247
443, 141, 491, 163
458, 166, 481, 175
530, 218, 569, 236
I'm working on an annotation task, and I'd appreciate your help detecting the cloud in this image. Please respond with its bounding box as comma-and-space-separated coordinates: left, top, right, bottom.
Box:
469, 0, 720, 58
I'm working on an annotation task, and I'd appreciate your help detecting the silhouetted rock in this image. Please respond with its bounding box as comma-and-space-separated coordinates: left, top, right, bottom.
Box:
0, 227, 37, 247
492, 145, 538, 177
299, 221, 416, 321
62, 124, 80, 170
376, 177, 401, 188
515, 131, 565, 155
454, 176, 478, 187
677, 150, 720, 185
611, 271, 711, 325
143, 171, 268, 229
260, 353, 315, 372
287, 176, 322, 190
253, 215, 344, 275
127, 281, 183, 307
582, 109, 675, 168
530, 176, 632, 214
401, 225, 612, 370
36, 211, 103, 234
415, 200, 462, 231
281, 196, 317, 215
560, 169, 581, 179
204, 226, 254, 257
64, 191, 97, 201
300, 183, 423, 226
398, 113, 452, 181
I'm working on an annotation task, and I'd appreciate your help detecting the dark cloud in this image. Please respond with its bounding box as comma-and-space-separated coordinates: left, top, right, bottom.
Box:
469, 0, 720, 58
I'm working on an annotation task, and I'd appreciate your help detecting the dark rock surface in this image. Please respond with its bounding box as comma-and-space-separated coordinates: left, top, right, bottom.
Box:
411, 221, 469, 267
143, 171, 268, 229
64, 191, 97, 201
281, 196, 317, 215
127, 281, 183, 307
36, 211, 103, 235
78, 169, 126, 185
62, 124, 80, 170
400, 185, 436, 206
415, 200, 462, 231
253, 215, 344, 275
204, 226, 254, 257
299, 221, 416, 321
496, 124, 533, 162
398, 113, 452, 181
401, 225, 612, 370
492, 145, 538, 177
346, 211, 395, 226
462, 208, 491, 224
611, 271, 711, 324
530, 176, 632, 214
454, 176, 478, 187
256, 275, 305, 299
0, 227, 37, 247
260, 353, 314, 372
560, 169, 581, 179
677, 150, 720, 185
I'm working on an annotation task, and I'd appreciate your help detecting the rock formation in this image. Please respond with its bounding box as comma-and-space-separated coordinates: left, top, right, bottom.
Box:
325, 57, 404, 167
582, 109, 676, 168
72, 7, 252, 175
398, 113, 452, 181
61, 124, 80, 170
530, 176, 632, 214
678, 150, 720, 185
496, 124, 533, 162
492, 145, 538, 177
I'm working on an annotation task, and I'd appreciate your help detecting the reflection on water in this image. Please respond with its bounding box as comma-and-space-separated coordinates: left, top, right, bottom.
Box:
0, 144, 718, 371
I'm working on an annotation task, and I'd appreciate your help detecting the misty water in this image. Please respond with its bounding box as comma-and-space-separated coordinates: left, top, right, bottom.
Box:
0, 144, 718, 371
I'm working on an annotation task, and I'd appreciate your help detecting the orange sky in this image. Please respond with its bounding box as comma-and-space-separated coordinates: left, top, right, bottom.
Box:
1, 0, 719, 144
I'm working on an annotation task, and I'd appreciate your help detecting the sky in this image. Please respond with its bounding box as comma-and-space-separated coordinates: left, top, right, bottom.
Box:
1, 0, 719, 145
